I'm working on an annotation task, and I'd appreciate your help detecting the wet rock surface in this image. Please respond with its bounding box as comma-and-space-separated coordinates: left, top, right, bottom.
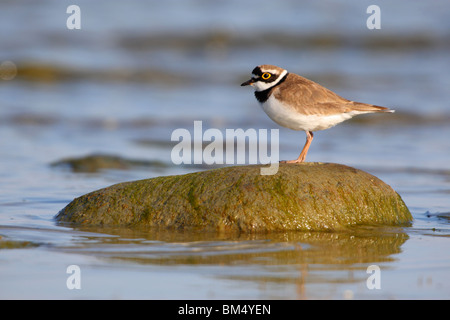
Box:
56, 163, 412, 232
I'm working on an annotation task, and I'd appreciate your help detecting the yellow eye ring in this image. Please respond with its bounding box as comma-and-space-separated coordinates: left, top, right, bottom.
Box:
261, 72, 271, 80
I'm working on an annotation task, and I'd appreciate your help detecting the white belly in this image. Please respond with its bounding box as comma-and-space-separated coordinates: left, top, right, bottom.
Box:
260, 95, 356, 132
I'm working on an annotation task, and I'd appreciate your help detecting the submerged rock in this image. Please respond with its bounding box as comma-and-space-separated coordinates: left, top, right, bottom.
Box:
51, 154, 167, 173
56, 163, 412, 232
51, 153, 219, 173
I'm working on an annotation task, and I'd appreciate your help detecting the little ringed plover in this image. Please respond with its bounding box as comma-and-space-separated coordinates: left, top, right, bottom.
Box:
241, 64, 394, 163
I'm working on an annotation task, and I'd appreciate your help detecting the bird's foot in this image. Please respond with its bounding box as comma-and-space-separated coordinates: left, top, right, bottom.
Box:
280, 159, 305, 164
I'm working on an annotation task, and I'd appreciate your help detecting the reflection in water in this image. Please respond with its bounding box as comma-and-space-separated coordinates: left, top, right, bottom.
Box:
64, 225, 408, 299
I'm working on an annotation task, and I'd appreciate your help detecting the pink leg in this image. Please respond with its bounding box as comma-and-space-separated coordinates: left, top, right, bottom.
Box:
281, 131, 314, 163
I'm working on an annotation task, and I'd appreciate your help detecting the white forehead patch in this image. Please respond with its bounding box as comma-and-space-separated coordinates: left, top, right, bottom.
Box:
262, 69, 281, 74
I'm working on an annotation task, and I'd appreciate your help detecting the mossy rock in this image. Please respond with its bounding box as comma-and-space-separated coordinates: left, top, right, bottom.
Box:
56, 163, 412, 232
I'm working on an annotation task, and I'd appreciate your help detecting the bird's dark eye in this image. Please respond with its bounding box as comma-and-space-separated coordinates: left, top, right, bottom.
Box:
261, 72, 271, 80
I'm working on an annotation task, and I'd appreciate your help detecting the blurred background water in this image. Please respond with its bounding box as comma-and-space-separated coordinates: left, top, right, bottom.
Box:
0, 0, 449, 299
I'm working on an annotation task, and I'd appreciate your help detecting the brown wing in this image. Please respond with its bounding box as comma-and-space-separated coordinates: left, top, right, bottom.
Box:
274, 73, 392, 115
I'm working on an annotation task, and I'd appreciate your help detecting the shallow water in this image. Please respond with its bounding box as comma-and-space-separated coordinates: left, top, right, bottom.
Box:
1, 1, 450, 299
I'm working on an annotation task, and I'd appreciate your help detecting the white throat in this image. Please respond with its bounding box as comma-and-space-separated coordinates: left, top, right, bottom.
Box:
253, 69, 288, 92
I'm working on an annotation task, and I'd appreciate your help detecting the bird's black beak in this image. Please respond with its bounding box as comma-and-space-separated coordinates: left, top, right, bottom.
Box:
240, 78, 254, 86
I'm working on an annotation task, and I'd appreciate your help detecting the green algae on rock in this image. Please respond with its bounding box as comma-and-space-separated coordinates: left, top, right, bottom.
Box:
56, 163, 412, 232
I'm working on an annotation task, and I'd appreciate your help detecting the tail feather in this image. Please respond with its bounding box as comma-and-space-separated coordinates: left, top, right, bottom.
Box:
349, 101, 395, 113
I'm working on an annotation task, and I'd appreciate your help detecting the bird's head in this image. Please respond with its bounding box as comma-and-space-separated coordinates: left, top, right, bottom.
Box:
241, 65, 288, 91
